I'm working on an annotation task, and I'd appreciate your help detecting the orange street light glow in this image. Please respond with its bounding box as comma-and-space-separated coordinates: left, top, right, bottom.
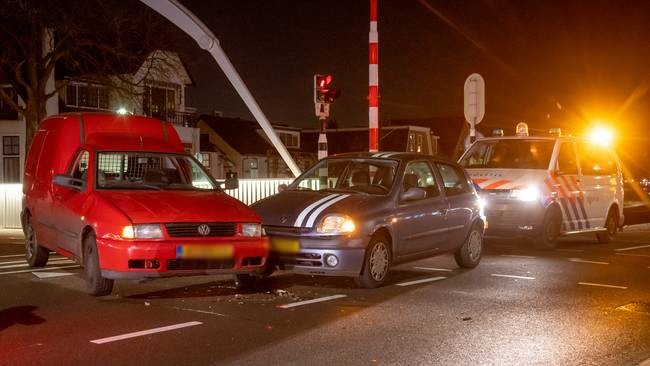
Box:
589, 125, 614, 146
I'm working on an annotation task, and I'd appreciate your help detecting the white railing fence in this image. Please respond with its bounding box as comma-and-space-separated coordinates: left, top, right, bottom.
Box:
0, 184, 22, 229
224, 178, 294, 205
0, 179, 295, 229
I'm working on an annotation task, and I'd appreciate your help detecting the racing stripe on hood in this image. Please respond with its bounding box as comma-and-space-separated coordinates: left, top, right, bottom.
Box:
294, 194, 341, 227
304, 194, 351, 228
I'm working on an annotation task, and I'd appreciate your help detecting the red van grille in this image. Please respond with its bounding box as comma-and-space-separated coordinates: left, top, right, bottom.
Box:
164, 223, 236, 237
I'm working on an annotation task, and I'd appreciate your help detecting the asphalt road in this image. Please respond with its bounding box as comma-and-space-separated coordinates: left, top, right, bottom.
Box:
1, 227, 650, 366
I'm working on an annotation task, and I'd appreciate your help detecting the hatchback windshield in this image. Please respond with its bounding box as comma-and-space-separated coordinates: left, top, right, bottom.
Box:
96, 152, 217, 190
289, 158, 398, 195
460, 139, 555, 169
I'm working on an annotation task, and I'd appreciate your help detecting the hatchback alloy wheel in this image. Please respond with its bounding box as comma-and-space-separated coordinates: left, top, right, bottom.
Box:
369, 241, 389, 281
467, 230, 482, 262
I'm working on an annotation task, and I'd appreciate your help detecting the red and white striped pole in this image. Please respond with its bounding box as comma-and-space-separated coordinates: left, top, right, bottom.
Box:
368, 0, 379, 153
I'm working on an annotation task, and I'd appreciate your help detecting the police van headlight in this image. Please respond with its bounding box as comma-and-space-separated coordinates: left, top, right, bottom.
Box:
510, 187, 540, 202
317, 215, 356, 234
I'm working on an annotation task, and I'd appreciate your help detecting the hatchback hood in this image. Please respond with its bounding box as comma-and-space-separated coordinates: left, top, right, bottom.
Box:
96, 190, 259, 224
252, 190, 372, 228
466, 168, 548, 190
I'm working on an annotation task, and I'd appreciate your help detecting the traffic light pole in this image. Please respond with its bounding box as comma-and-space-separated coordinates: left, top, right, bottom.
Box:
318, 116, 328, 160
140, 0, 302, 177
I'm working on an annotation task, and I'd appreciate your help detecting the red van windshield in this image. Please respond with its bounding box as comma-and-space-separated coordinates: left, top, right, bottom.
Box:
96, 152, 217, 190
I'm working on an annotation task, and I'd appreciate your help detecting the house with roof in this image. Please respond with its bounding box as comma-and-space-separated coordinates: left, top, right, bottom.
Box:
198, 115, 316, 179
0, 50, 199, 184
58, 50, 200, 153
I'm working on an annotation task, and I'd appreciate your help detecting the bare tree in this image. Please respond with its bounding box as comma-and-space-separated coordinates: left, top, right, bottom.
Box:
0, 0, 173, 147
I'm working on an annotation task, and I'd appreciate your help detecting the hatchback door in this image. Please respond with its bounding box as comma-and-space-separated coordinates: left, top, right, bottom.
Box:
435, 162, 476, 249
392, 160, 449, 256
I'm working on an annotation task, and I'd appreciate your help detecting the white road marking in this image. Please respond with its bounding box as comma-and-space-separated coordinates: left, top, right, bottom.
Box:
616, 253, 650, 258
413, 266, 454, 272
0, 257, 69, 265
491, 273, 536, 280
500, 254, 536, 259
0, 254, 25, 258
90, 321, 203, 344
568, 258, 609, 265
0, 259, 74, 269
615, 244, 650, 252
557, 248, 584, 253
278, 294, 347, 309
0, 265, 80, 276
578, 282, 627, 289
395, 276, 446, 287
32, 271, 74, 279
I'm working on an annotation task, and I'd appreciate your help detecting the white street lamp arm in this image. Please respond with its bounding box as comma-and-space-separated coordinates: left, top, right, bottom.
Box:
140, 0, 302, 177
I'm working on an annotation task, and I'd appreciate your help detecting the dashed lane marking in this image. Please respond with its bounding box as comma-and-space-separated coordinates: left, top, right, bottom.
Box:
412, 266, 454, 272
615, 244, 650, 252
0, 265, 80, 276
90, 321, 203, 344
0, 254, 26, 258
0, 257, 70, 266
568, 258, 609, 265
0, 259, 74, 270
578, 282, 627, 289
491, 273, 536, 280
500, 254, 536, 259
616, 253, 650, 258
395, 276, 447, 287
278, 294, 347, 309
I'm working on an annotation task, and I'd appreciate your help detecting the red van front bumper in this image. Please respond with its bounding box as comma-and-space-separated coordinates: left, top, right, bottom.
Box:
96, 237, 269, 280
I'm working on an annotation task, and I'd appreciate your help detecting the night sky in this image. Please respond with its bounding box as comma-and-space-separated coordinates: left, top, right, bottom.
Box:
169, 0, 650, 171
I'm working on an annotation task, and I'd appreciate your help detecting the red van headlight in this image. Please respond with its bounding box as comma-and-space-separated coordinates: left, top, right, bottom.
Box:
238, 223, 262, 237
121, 224, 163, 239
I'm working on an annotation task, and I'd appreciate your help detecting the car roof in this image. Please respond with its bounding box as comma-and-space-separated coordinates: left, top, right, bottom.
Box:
329, 151, 459, 165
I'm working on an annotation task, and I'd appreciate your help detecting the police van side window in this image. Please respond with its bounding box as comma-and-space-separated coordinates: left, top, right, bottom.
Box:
70, 150, 90, 181
578, 143, 616, 176
556, 143, 578, 175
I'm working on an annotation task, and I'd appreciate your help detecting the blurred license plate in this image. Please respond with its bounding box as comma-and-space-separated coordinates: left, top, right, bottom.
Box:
176, 245, 233, 259
271, 238, 300, 254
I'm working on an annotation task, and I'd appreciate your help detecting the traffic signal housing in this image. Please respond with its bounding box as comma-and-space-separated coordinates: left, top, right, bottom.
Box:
314, 74, 341, 104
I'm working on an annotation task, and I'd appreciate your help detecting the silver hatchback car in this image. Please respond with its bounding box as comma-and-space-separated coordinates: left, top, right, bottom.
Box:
252, 152, 485, 288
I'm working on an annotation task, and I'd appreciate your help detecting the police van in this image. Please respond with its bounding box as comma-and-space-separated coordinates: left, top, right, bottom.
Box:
458, 123, 624, 249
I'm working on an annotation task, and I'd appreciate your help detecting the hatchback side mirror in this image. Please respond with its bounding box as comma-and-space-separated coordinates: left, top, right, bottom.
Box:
278, 184, 287, 192
223, 171, 238, 190
400, 187, 426, 202
53, 174, 85, 191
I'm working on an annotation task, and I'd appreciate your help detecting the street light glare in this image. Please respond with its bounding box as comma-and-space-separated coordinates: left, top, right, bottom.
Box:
116, 107, 129, 115
589, 125, 614, 146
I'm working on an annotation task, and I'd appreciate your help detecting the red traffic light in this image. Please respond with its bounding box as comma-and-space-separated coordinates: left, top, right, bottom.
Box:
316, 74, 332, 88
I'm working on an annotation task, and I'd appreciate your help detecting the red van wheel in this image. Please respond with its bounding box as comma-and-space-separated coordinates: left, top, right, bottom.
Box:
83, 232, 114, 296
24, 217, 49, 267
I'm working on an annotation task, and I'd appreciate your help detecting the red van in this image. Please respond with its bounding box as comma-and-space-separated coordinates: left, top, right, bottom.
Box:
21, 113, 268, 295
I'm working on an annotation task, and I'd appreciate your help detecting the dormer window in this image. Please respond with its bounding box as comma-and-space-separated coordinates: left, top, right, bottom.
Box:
278, 131, 299, 149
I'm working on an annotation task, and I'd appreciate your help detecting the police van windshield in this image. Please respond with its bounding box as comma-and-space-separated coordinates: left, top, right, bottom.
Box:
288, 158, 398, 195
460, 139, 555, 170
95, 152, 218, 190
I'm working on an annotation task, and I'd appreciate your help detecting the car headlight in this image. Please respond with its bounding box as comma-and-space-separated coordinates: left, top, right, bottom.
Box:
510, 187, 540, 202
121, 224, 163, 239
240, 223, 262, 237
317, 215, 356, 234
